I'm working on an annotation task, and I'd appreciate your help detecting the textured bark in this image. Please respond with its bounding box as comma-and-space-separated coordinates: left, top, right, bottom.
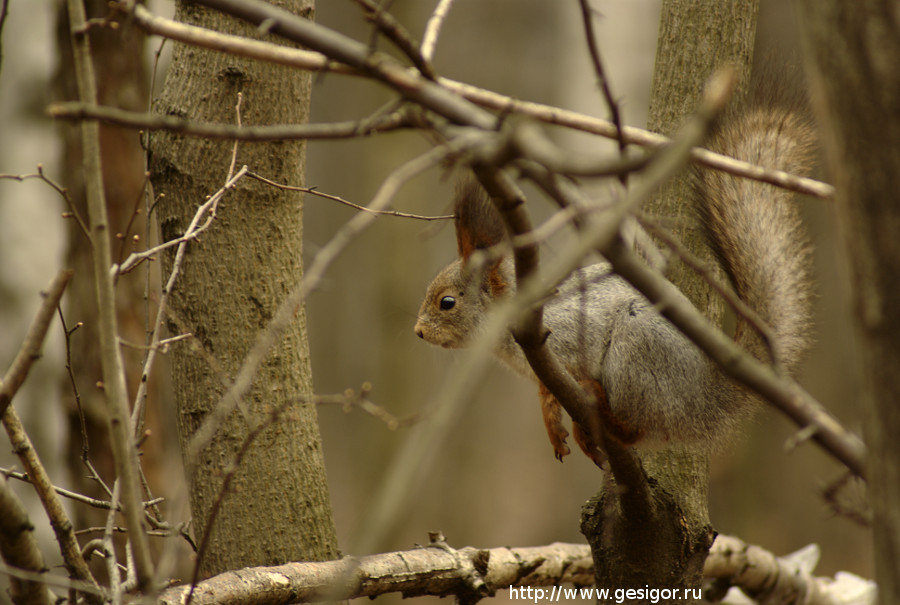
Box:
795, 2, 900, 603
150, 0, 339, 577
159, 542, 595, 605
581, 0, 759, 599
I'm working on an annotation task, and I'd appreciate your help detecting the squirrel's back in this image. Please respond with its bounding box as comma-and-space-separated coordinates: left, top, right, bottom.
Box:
512, 88, 817, 447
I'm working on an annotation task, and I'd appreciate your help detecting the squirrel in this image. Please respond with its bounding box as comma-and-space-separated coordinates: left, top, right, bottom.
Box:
414, 87, 815, 465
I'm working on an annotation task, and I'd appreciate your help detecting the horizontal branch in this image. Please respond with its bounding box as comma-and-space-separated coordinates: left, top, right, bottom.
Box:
155, 536, 873, 605
48, 101, 408, 141
125, 1, 834, 199
0, 467, 165, 511
159, 541, 594, 605
245, 172, 453, 220
441, 78, 835, 199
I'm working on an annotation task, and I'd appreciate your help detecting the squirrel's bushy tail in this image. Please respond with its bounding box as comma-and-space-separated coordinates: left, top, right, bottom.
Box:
696, 86, 816, 373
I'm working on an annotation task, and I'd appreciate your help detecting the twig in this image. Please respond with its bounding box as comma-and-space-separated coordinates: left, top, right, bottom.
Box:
128, 2, 343, 73
101, 481, 123, 604
245, 171, 453, 220
2, 402, 101, 601
184, 0, 498, 130
49, 100, 409, 140
127, 167, 249, 437
0, 166, 90, 239
75, 526, 180, 538
420, 0, 456, 62
114, 167, 247, 277
507, 120, 652, 177
0, 271, 72, 419
577, 0, 628, 185
0, 561, 107, 601
123, 3, 833, 199
312, 383, 419, 430
58, 310, 90, 461
0, 468, 164, 511
352, 0, 436, 80
66, 0, 155, 591
128, 1, 833, 203
225, 92, 242, 182
118, 332, 192, 351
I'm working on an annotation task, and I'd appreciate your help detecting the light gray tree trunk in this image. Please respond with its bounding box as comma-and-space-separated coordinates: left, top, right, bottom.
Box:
150, 0, 340, 578
582, 1, 759, 600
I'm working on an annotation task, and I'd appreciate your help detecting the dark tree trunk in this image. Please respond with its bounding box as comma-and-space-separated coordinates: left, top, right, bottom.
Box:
796, 2, 900, 603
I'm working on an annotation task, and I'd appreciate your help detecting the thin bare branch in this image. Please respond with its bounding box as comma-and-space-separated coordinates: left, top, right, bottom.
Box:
0, 270, 72, 419
0, 166, 90, 238
183, 0, 499, 130
225, 92, 242, 182
421, 0, 456, 62
353, 0, 436, 80
0, 561, 106, 601
114, 167, 247, 278
128, 2, 342, 72
66, 0, 155, 589
127, 167, 249, 438
0, 468, 164, 512
577, 0, 628, 184
440, 78, 835, 199
2, 405, 101, 601
49, 101, 408, 141
246, 171, 453, 220
58, 310, 90, 461
312, 383, 419, 430
124, 2, 833, 199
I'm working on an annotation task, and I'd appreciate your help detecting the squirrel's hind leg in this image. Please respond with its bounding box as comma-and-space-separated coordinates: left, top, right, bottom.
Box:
538, 382, 571, 461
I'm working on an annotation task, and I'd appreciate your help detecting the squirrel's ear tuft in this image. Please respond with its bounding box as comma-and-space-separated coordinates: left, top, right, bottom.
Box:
454, 174, 507, 261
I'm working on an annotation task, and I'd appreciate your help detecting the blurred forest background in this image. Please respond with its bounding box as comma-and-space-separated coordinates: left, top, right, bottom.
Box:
0, 0, 870, 599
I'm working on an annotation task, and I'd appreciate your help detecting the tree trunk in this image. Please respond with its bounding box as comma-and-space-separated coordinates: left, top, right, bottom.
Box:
581, 0, 759, 599
795, 2, 900, 603
150, 0, 339, 578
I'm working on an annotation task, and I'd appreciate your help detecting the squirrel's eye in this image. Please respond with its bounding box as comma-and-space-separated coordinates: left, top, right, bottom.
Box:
439, 296, 456, 311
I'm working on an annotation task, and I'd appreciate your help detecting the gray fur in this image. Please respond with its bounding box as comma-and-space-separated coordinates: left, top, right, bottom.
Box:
415, 98, 814, 449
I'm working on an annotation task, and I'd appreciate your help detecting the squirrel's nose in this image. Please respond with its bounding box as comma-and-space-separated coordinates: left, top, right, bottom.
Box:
414, 320, 426, 339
